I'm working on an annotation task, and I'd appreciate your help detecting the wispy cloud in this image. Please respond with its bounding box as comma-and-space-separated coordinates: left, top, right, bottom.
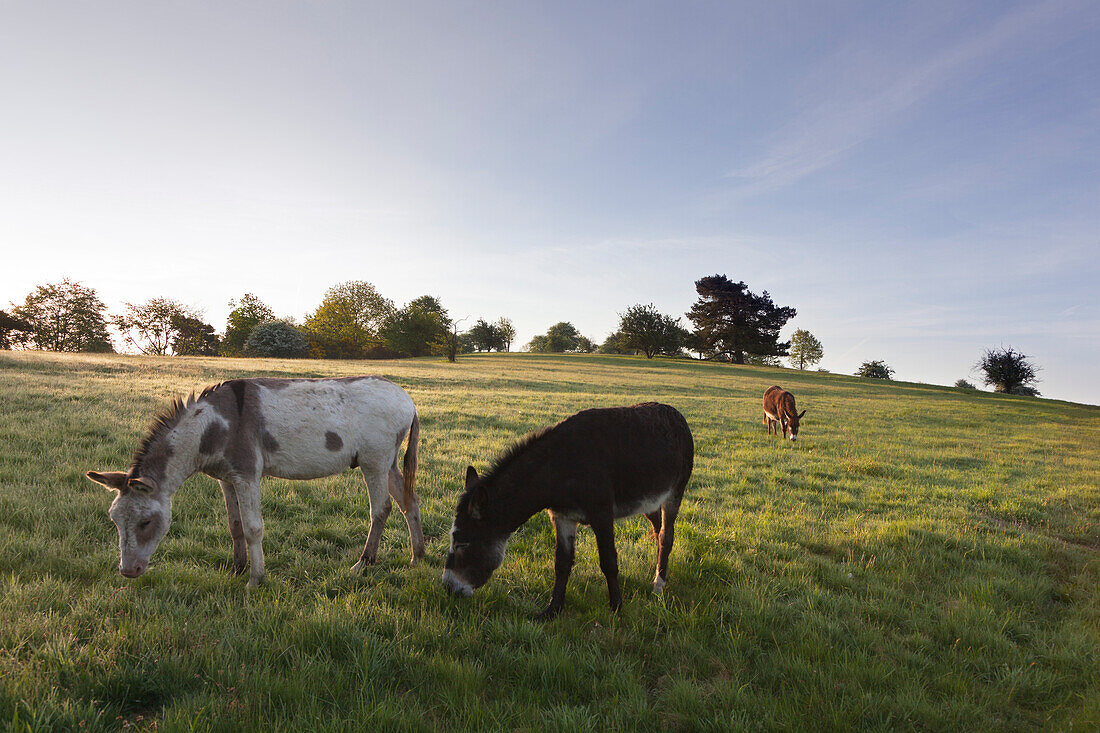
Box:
724, 0, 1086, 195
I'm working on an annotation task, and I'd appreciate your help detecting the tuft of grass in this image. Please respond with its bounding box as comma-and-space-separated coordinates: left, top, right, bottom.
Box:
0, 350, 1097, 730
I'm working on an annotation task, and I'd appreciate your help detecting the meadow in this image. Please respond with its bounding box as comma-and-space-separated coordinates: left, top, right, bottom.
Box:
0, 350, 1097, 731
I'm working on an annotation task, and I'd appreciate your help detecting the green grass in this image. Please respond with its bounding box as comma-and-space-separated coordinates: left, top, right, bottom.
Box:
0, 350, 1097, 731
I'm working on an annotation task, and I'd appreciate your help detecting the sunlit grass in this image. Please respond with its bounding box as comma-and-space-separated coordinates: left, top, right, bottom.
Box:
0, 350, 1097, 730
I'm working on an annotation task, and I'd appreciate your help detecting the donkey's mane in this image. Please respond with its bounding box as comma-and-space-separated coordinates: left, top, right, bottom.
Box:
459, 422, 559, 504
129, 382, 224, 475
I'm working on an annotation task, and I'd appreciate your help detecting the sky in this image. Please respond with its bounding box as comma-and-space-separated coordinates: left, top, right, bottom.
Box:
1, 1, 1097, 403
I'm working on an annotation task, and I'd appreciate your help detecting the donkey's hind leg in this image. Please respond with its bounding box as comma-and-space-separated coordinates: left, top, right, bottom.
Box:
387, 461, 425, 565
351, 467, 392, 574
218, 480, 248, 575
653, 492, 684, 592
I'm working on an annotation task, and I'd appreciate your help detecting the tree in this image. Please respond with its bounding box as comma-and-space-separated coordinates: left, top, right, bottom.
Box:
856, 360, 894, 379
223, 294, 275, 356
744, 353, 782, 366
467, 318, 503, 352
303, 281, 395, 359
617, 303, 687, 358
528, 322, 587, 353
599, 330, 634, 355
113, 298, 196, 355
976, 347, 1040, 395
170, 313, 220, 355
245, 321, 309, 358
788, 329, 823, 370
11, 279, 113, 352
954, 379, 976, 390
686, 275, 796, 364
380, 296, 451, 357
496, 318, 516, 352
0, 309, 32, 350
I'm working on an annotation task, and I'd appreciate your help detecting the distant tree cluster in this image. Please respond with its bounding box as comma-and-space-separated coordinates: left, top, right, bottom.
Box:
2, 278, 521, 363
527, 322, 596, 353
4, 275, 1049, 397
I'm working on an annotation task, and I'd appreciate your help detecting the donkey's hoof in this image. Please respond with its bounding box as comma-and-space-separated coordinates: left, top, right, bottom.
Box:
231, 562, 247, 576
247, 575, 266, 588
533, 605, 563, 622
652, 577, 667, 593
350, 558, 375, 575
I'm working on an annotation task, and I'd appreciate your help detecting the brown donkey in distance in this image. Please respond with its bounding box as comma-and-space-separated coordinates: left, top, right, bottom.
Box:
763, 385, 806, 441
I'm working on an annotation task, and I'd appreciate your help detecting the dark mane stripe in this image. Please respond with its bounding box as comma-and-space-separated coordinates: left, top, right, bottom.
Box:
129, 380, 230, 475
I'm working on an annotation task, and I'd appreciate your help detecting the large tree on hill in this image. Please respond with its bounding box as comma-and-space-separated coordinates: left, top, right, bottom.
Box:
788, 329, 824, 370
303, 281, 395, 359
686, 275, 796, 364
977, 347, 1040, 396
11, 279, 113, 352
617, 303, 687, 358
223, 294, 275, 355
380, 295, 451, 357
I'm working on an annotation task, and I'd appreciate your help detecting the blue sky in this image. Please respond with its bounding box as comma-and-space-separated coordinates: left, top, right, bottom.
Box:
2, 1, 1097, 403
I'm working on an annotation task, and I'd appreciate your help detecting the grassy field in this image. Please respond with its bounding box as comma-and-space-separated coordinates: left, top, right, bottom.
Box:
0, 350, 1097, 731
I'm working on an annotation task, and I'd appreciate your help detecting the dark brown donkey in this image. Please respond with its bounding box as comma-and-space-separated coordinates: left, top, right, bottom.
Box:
442, 402, 693, 619
762, 385, 806, 441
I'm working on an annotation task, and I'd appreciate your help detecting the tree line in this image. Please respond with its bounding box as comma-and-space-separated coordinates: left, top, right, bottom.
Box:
1, 274, 1042, 395
0, 279, 514, 362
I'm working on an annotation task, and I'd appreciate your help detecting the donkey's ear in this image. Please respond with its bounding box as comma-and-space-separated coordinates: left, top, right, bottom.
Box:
798, 409, 807, 419
127, 476, 160, 494
86, 471, 130, 492
468, 484, 488, 519
465, 465, 479, 489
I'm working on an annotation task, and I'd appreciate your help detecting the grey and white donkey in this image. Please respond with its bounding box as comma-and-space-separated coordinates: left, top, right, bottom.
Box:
86, 376, 423, 586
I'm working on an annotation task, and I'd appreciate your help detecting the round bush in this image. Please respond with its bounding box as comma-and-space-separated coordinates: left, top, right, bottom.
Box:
244, 321, 309, 358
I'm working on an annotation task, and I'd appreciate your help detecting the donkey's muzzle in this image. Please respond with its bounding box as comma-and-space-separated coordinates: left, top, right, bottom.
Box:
119, 564, 145, 578
442, 569, 474, 597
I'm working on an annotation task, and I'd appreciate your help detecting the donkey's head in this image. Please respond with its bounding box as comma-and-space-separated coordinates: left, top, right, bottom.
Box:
784, 409, 807, 441
442, 466, 509, 597
86, 471, 172, 578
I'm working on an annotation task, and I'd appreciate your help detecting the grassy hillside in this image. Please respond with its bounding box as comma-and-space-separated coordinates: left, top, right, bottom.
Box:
0, 350, 1097, 731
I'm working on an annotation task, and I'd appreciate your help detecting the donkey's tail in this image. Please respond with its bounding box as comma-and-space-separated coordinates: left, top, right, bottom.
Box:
403, 411, 419, 496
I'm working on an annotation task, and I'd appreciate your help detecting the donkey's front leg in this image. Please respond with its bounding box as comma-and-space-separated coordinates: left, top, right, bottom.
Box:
591, 516, 622, 612
536, 512, 577, 620
351, 468, 391, 573
235, 481, 266, 587
218, 480, 248, 575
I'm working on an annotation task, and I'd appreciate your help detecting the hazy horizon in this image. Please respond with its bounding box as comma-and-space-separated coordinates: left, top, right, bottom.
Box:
2, 1, 1097, 403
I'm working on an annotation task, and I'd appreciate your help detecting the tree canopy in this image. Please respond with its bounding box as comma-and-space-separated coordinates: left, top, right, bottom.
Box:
380, 296, 451, 357
976, 347, 1040, 396
528, 322, 593, 353
686, 275, 796, 364
114, 298, 195, 355
223, 294, 275, 356
10, 280, 113, 353
171, 313, 220, 356
788, 329, 823, 370
856, 360, 894, 379
303, 281, 395, 359
617, 303, 687, 358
